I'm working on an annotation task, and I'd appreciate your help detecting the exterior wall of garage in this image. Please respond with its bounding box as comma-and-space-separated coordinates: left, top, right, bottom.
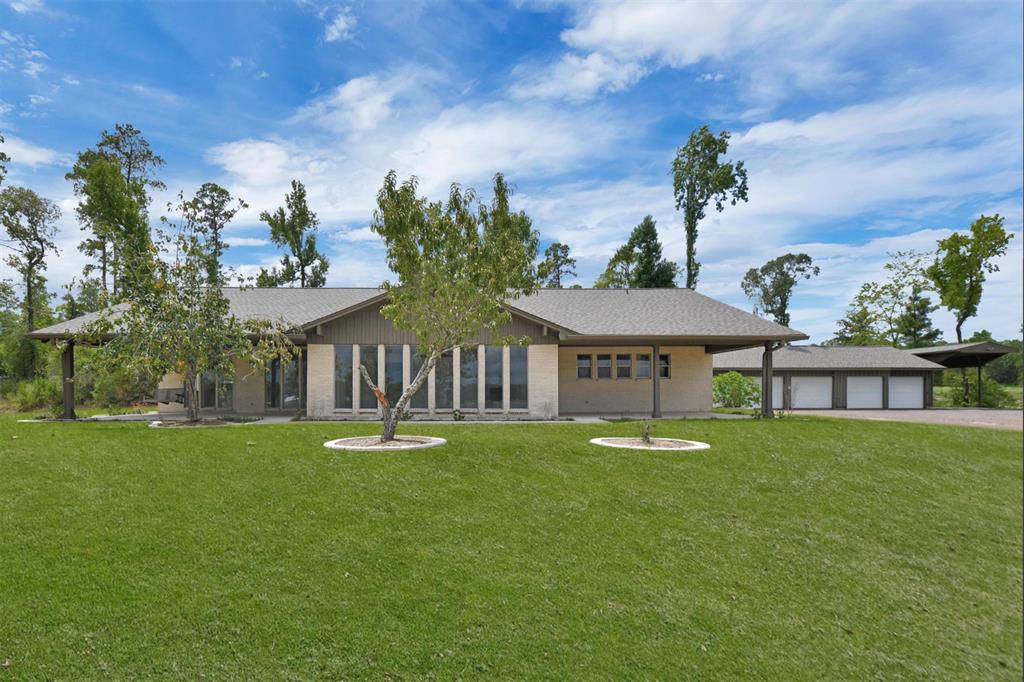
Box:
715, 369, 935, 409
559, 346, 712, 415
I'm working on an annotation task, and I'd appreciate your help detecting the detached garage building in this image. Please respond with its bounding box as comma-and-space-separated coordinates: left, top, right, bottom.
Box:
713, 345, 944, 410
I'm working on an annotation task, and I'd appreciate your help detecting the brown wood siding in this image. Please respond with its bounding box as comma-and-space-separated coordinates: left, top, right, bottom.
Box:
307, 302, 558, 346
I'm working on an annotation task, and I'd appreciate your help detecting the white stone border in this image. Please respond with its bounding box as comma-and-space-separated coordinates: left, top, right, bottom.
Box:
323, 435, 447, 451
589, 437, 711, 451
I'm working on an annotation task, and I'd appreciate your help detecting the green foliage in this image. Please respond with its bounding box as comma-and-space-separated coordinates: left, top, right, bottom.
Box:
538, 242, 576, 288
0, 132, 9, 187
181, 183, 248, 284
368, 171, 539, 439
595, 215, 677, 288
927, 214, 1013, 342
941, 369, 1017, 408
671, 125, 748, 289
9, 376, 60, 413
741, 253, 818, 327
0, 186, 60, 335
895, 286, 942, 348
56, 277, 105, 320
713, 371, 761, 408
257, 180, 328, 288
828, 291, 884, 346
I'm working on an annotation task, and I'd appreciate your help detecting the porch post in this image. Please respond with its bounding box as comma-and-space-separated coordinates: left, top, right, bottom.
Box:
761, 341, 773, 418
652, 343, 662, 418
61, 340, 76, 420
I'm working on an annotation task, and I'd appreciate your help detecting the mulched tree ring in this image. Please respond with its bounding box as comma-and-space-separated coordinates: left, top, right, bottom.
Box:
323, 435, 447, 451
589, 437, 710, 451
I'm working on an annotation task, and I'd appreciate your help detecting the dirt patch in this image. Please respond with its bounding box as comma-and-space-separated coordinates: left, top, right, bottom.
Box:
590, 437, 711, 451
323, 435, 447, 451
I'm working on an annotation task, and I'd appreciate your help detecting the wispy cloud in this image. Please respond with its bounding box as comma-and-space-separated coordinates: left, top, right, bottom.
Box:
323, 8, 356, 43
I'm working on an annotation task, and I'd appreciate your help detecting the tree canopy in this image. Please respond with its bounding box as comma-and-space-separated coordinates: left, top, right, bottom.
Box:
364, 171, 540, 441
671, 125, 748, 289
257, 180, 329, 288
740, 253, 818, 327
595, 215, 677, 288
179, 182, 248, 284
538, 242, 576, 288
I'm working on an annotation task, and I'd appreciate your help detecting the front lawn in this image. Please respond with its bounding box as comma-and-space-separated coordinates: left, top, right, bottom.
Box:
1, 415, 1021, 678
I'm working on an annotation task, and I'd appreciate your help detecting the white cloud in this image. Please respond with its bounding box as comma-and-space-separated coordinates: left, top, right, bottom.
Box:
25, 93, 50, 106
21, 60, 45, 78
324, 8, 356, 43
229, 56, 251, 69
1, 134, 62, 166
697, 72, 724, 83
510, 52, 646, 102
61, 75, 80, 86
292, 75, 400, 133
4, 0, 45, 13
224, 236, 270, 247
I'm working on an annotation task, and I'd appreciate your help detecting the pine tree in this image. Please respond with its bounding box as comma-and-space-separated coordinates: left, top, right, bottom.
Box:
895, 287, 942, 348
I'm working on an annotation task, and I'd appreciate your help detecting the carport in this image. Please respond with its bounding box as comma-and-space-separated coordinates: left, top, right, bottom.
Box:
908, 341, 1015, 406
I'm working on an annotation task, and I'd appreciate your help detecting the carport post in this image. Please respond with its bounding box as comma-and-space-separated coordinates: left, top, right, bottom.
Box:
976, 360, 982, 407
61, 340, 76, 420
761, 341, 774, 418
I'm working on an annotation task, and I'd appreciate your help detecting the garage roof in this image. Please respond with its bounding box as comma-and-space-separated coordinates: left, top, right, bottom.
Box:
714, 345, 945, 371
907, 341, 1015, 368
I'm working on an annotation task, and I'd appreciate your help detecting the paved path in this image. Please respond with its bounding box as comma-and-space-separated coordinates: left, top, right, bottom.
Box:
796, 408, 1023, 431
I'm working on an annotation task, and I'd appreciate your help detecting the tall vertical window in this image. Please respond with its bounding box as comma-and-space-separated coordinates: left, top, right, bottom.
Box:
576, 354, 592, 379
435, 350, 454, 409
385, 345, 403, 406
282, 355, 301, 409
410, 347, 428, 409
616, 354, 631, 379
265, 357, 281, 408
636, 353, 651, 379
659, 354, 671, 379
485, 345, 503, 409
201, 370, 217, 408
460, 346, 478, 409
510, 346, 528, 409
596, 354, 612, 379
359, 345, 379, 409
200, 371, 233, 409
221, 371, 235, 410
334, 345, 353, 409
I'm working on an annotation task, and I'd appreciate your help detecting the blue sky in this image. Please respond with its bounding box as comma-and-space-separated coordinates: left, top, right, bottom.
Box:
1, 0, 1022, 342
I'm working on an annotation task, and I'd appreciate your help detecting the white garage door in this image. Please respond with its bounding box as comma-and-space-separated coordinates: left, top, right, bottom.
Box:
791, 376, 833, 408
846, 376, 883, 409
888, 376, 924, 409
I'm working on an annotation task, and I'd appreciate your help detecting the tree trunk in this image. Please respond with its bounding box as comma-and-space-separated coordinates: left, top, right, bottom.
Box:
359, 352, 439, 442
955, 318, 968, 403
183, 369, 201, 422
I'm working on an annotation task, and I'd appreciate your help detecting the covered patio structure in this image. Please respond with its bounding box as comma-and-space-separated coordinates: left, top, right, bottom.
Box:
908, 341, 1015, 405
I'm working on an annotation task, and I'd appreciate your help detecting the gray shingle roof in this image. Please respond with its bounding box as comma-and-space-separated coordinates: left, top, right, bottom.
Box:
907, 341, 1015, 355
714, 345, 945, 371
30, 286, 805, 342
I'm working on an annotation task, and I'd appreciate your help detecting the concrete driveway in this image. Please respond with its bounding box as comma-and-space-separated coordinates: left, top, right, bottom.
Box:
794, 408, 1023, 431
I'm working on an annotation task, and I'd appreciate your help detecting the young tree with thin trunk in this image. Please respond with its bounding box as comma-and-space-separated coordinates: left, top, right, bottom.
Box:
538, 242, 576, 288
594, 242, 635, 289
672, 125, 748, 289
257, 180, 328, 288
741, 253, 818, 328
360, 171, 540, 442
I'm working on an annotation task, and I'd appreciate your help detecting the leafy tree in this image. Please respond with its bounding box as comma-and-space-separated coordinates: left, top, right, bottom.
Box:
894, 286, 942, 348
0, 133, 9, 187
57, 277, 105, 320
538, 242, 576, 288
257, 180, 328, 288
361, 171, 540, 441
66, 123, 166, 202
179, 183, 248, 284
927, 215, 1013, 344
828, 289, 883, 346
671, 125, 748, 289
855, 250, 930, 346
0, 187, 59, 335
713, 371, 760, 408
964, 329, 1022, 387
595, 216, 677, 288
82, 194, 295, 422
740, 253, 818, 327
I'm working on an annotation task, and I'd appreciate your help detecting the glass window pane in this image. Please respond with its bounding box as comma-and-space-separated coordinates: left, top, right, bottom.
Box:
334, 345, 353, 409
436, 350, 454, 410
359, 345, 379, 409
282, 356, 300, 409
616, 354, 631, 379
636, 353, 651, 379
385, 345, 403, 406
265, 358, 280, 408
596, 354, 611, 379
576, 354, 592, 379
659, 354, 670, 379
220, 371, 234, 410
510, 346, 528, 409
485, 345, 503, 409
200, 371, 217, 408
459, 347, 477, 409
410, 347, 428, 409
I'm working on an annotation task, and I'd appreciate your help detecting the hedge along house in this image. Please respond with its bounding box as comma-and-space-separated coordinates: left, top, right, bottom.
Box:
713, 345, 945, 410
28, 287, 806, 420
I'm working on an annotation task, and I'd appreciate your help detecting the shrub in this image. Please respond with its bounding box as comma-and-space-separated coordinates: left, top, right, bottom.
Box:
10, 377, 62, 414
942, 370, 1017, 408
713, 371, 761, 408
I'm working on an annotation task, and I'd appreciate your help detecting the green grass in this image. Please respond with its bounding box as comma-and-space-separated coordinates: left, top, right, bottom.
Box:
1, 414, 1021, 679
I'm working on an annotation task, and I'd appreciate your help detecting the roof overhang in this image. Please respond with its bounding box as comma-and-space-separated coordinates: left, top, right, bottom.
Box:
908, 341, 1014, 368
556, 333, 807, 347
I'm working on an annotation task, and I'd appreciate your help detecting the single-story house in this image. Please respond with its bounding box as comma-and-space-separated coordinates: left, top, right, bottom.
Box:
29, 287, 806, 420
713, 345, 945, 409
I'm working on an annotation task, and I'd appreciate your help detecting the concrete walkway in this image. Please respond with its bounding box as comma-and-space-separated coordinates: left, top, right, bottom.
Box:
795, 408, 1023, 431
